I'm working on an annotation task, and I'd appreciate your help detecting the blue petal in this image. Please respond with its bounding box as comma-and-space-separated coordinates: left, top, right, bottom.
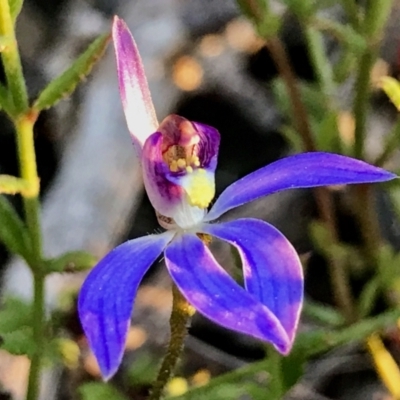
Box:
201, 218, 303, 346
78, 231, 174, 380
206, 152, 397, 221
164, 233, 290, 353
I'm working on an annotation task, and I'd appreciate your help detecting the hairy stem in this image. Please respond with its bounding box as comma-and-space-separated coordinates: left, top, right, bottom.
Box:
149, 285, 195, 400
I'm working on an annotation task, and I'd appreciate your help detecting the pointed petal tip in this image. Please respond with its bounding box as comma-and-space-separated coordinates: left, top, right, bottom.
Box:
111, 14, 158, 148
206, 152, 398, 221
100, 365, 118, 382
78, 233, 172, 382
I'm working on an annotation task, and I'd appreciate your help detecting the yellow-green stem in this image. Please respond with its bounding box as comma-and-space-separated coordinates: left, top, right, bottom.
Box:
0, 0, 28, 114
149, 285, 194, 400
15, 116, 45, 400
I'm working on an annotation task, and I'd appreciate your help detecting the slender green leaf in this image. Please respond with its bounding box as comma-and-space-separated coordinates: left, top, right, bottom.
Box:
0, 297, 32, 333
8, 0, 23, 23
303, 300, 346, 327
0, 327, 35, 357
280, 125, 304, 152
0, 175, 30, 195
313, 17, 366, 54
358, 278, 380, 318
33, 32, 110, 111
0, 297, 35, 357
315, 111, 341, 152
45, 250, 97, 273
79, 383, 128, 400
0, 81, 12, 114
282, 0, 315, 19
0, 195, 33, 262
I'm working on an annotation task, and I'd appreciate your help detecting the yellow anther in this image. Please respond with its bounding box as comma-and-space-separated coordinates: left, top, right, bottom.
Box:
186, 166, 193, 173
170, 160, 178, 172
186, 169, 214, 209
189, 155, 200, 167
177, 158, 187, 168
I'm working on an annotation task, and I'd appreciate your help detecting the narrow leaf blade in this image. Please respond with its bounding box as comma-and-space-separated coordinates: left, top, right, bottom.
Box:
33, 32, 110, 111
8, 0, 23, 23
0, 195, 33, 263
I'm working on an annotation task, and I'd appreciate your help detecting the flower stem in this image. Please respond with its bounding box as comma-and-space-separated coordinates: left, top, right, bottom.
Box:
265, 347, 284, 397
26, 271, 45, 400
15, 115, 45, 400
0, 3, 45, 397
149, 285, 195, 400
0, 0, 28, 115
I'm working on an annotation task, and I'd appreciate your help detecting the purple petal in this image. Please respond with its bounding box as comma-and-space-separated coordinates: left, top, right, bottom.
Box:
164, 233, 291, 353
78, 231, 173, 380
206, 152, 397, 221
112, 16, 158, 150
201, 218, 303, 345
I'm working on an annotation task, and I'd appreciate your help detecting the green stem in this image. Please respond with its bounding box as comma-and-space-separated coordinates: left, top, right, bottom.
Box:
0, 0, 28, 115
266, 347, 284, 397
352, 50, 375, 159
15, 115, 45, 400
353, 0, 393, 159
353, 185, 381, 268
149, 285, 194, 400
26, 272, 45, 400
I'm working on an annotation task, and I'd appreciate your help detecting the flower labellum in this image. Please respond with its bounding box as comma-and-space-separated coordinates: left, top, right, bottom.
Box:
78, 15, 398, 380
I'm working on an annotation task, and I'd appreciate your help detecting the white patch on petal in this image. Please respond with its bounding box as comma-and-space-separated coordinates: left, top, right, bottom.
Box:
172, 194, 206, 229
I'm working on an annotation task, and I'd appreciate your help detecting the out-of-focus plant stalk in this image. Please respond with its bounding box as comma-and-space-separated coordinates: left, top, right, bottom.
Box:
0, 2, 45, 399
353, 51, 375, 159
264, 35, 357, 323
0, 0, 28, 115
304, 27, 334, 109
149, 285, 195, 400
339, 0, 359, 29
352, 0, 394, 277
353, 0, 394, 159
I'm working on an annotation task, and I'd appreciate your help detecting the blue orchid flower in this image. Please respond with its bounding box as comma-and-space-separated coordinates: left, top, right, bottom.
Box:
78, 16, 397, 380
